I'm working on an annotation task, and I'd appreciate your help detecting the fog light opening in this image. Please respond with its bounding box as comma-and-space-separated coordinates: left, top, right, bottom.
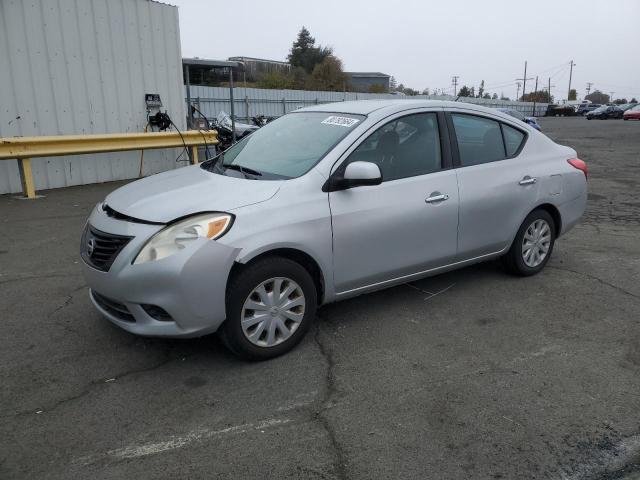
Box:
141, 304, 173, 322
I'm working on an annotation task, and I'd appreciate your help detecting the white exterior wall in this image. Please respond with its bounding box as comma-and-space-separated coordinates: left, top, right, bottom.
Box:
0, 0, 186, 194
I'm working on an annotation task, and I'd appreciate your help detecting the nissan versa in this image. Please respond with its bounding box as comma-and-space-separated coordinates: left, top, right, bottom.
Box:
81, 100, 587, 359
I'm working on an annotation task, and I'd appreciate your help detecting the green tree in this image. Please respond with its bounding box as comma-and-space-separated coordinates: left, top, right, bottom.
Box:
568, 89, 577, 101
483, 93, 491, 99
478, 80, 485, 98
309, 55, 347, 91
288, 27, 332, 74
585, 90, 609, 104
257, 71, 290, 89
521, 91, 551, 103
389, 76, 398, 91
631, 98, 638, 103
613, 98, 627, 104
287, 66, 308, 90
491, 93, 498, 100
422, 88, 430, 95
458, 85, 472, 97
368, 84, 387, 93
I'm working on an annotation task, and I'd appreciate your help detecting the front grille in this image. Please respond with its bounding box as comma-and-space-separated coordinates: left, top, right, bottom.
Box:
81, 225, 132, 272
91, 291, 135, 322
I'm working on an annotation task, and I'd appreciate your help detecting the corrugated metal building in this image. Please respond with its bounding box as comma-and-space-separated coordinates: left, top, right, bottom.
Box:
0, 0, 185, 194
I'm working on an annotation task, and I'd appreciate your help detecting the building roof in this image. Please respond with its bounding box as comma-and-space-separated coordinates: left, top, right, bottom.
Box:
228, 56, 290, 66
345, 72, 391, 78
182, 58, 243, 69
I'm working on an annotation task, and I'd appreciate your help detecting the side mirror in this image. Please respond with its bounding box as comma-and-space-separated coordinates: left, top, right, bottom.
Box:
325, 161, 382, 192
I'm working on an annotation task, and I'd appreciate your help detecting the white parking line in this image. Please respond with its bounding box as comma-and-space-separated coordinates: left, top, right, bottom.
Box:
77, 418, 292, 465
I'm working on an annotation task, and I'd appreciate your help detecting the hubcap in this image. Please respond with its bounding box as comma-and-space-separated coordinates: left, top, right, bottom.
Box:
241, 277, 306, 347
521, 219, 551, 268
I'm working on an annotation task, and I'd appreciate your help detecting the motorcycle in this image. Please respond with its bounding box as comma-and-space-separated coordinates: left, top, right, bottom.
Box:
210, 111, 259, 153
251, 114, 276, 127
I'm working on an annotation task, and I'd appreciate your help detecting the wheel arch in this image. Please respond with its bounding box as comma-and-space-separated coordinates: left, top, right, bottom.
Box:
229, 247, 327, 305
530, 203, 562, 237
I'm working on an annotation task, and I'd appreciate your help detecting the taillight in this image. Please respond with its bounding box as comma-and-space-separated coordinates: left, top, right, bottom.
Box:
568, 158, 588, 180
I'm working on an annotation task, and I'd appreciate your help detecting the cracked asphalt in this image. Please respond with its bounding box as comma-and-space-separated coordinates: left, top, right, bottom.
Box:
1, 117, 639, 479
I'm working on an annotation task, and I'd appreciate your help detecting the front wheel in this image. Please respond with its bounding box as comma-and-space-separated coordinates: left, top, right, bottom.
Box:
502, 209, 556, 276
219, 257, 317, 360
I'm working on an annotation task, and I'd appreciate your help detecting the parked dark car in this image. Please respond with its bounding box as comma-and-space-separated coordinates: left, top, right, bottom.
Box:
496, 108, 541, 131
545, 104, 577, 117
576, 103, 601, 115
586, 105, 623, 120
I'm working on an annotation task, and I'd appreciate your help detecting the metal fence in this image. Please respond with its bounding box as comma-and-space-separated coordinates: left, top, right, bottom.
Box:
186, 85, 549, 124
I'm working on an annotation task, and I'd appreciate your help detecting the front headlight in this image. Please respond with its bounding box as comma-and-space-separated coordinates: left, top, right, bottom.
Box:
133, 213, 233, 264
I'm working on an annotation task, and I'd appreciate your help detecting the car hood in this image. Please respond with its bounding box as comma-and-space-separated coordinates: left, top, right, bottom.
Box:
104, 165, 282, 223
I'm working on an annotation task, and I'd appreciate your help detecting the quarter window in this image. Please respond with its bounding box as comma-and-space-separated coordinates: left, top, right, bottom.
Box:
502, 124, 526, 156
346, 113, 442, 181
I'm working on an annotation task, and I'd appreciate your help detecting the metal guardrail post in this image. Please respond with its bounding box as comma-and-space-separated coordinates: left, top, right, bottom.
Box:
17, 158, 36, 199
190, 145, 199, 164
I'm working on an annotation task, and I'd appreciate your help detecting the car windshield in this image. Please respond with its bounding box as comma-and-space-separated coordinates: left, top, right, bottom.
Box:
202, 112, 364, 179
593, 106, 607, 112
632, 105, 640, 111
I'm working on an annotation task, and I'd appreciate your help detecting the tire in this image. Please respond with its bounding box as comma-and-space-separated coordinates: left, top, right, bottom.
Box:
219, 256, 317, 360
502, 209, 556, 277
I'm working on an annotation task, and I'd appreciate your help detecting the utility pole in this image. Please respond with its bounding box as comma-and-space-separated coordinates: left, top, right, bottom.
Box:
609, 92, 615, 103
516, 82, 522, 102
567, 60, 575, 101
532, 76, 539, 117
547, 78, 555, 103
586, 82, 593, 97
452, 76, 459, 96
516, 61, 533, 101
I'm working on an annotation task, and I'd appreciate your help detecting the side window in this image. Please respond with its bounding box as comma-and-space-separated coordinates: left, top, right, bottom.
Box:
502, 124, 525, 156
346, 113, 442, 181
452, 114, 506, 166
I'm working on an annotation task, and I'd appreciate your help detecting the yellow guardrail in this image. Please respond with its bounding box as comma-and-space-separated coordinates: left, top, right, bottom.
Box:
0, 130, 218, 199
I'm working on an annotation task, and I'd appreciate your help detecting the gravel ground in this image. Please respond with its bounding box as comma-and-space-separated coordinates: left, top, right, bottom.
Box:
1, 116, 639, 479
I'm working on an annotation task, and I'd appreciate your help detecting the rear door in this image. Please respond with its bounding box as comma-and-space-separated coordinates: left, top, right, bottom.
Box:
448, 111, 539, 259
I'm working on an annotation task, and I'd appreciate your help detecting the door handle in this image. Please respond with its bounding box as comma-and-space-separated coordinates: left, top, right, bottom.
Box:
425, 194, 449, 203
519, 177, 537, 186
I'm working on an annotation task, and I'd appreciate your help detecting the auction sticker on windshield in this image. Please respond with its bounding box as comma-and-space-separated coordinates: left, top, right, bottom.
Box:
321, 116, 360, 127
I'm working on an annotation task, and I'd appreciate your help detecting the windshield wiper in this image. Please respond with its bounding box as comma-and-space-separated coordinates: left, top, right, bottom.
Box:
225, 164, 263, 177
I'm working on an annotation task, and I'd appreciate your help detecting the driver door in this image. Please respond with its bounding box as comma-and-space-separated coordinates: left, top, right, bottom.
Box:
329, 111, 459, 295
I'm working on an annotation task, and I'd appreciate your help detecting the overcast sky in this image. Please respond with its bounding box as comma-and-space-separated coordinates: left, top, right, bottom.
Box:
171, 0, 640, 101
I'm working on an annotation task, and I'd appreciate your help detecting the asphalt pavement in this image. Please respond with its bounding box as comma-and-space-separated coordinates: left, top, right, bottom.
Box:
1, 116, 639, 479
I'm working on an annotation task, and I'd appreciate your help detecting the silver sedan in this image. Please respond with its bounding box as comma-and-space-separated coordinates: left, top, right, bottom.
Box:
81, 100, 587, 359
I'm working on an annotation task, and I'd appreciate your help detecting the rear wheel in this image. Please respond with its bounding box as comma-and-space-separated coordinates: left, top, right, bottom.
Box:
219, 257, 317, 360
502, 209, 556, 276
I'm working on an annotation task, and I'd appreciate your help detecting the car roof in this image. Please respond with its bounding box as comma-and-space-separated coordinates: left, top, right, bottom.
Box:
297, 99, 509, 117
